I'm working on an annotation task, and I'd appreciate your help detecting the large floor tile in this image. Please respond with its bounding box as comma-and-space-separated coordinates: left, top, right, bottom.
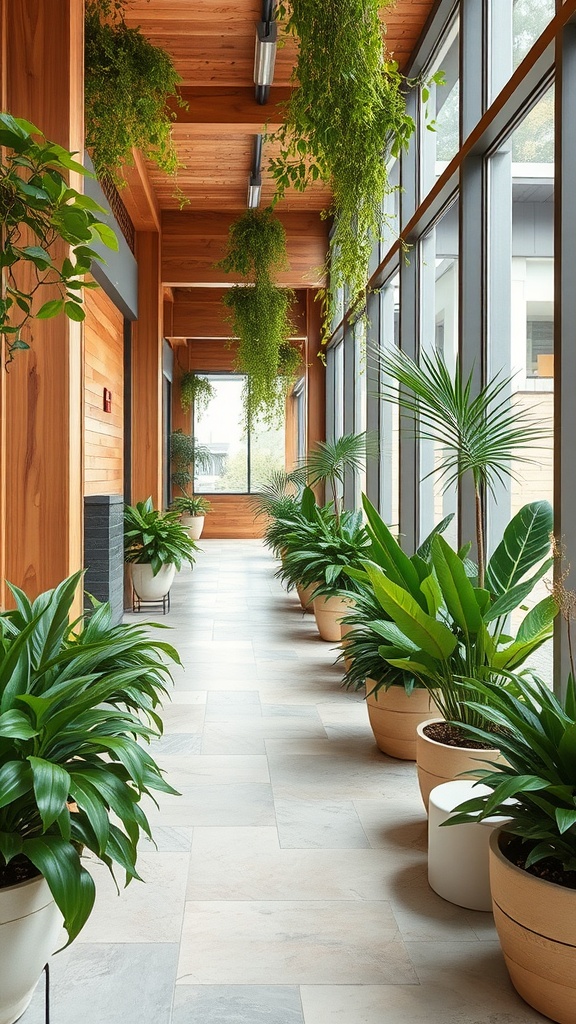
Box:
178, 901, 418, 985
275, 797, 371, 848
145, 784, 277, 827
172, 986, 304, 1024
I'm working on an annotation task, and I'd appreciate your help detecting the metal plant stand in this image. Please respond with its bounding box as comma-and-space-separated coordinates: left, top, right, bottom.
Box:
131, 589, 171, 614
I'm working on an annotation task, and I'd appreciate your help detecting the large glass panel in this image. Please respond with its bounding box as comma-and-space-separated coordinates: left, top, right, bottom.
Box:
250, 416, 286, 491
421, 17, 460, 196
333, 339, 344, 441
513, 0, 555, 68
487, 89, 554, 681
379, 272, 400, 530
193, 375, 248, 492
354, 320, 367, 508
419, 202, 459, 548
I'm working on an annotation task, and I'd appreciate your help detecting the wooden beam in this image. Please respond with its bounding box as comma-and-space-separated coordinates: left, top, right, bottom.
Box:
169, 87, 290, 132
132, 232, 163, 506
162, 211, 328, 288
306, 289, 326, 501
119, 148, 161, 233
170, 287, 307, 339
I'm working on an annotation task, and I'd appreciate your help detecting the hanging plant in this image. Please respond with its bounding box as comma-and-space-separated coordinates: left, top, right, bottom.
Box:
0, 113, 118, 361
269, 0, 443, 336
180, 372, 216, 415
218, 209, 299, 429
85, 0, 185, 187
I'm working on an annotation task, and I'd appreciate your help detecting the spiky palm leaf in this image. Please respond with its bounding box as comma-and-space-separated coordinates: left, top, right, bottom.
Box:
300, 432, 379, 522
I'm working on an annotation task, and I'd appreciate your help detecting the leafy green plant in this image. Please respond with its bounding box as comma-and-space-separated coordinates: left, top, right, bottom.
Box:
170, 430, 211, 497
219, 209, 299, 429
0, 571, 180, 943
445, 673, 576, 872
0, 113, 118, 360
171, 495, 212, 517
124, 497, 197, 575
85, 0, 184, 187
377, 347, 550, 586
355, 500, 556, 729
301, 432, 378, 525
179, 372, 216, 415
269, 0, 443, 335
249, 469, 306, 556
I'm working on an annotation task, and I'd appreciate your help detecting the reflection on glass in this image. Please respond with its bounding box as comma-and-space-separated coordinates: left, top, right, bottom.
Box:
513, 0, 555, 68
250, 418, 286, 491
380, 273, 400, 530
421, 17, 459, 194
354, 321, 367, 507
194, 375, 248, 492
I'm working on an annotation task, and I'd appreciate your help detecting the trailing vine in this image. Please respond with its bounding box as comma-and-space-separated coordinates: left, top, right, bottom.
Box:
218, 210, 300, 430
180, 372, 216, 415
85, 0, 185, 188
269, 0, 443, 337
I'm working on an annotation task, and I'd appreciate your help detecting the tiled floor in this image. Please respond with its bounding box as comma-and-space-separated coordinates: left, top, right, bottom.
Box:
24, 540, 547, 1024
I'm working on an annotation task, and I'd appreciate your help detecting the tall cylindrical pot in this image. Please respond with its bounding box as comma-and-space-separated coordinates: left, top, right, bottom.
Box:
366, 682, 436, 760
416, 718, 502, 811
129, 562, 176, 602
181, 515, 204, 541
313, 595, 353, 642
0, 875, 64, 1024
340, 620, 359, 671
296, 581, 318, 613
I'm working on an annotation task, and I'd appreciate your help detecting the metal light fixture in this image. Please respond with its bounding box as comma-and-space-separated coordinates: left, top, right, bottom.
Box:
254, 20, 277, 88
247, 134, 263, 209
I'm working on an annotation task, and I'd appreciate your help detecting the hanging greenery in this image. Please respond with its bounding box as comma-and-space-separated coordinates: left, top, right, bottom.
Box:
269, 0, 443, 336
85, 0, 184, 187
218, 209, 300, 429
180, 372, 216, 415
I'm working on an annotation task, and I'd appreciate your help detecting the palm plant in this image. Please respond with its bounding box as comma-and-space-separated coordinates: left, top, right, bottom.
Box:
0, 572, 179, 943
300, 432, 379, 526
377, 348, 550, 586
250, 469, 308, 558
170, 430, 212, 499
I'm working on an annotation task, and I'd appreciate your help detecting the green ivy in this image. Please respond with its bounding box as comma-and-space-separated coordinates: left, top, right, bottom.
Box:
219, 210, 300, 430
85, 0, 184, 187
269, 0, 442, 337
180, 372, 216, 415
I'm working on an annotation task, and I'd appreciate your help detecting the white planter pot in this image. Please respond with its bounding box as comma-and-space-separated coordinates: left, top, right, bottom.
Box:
0, 874, 64, 1024
129, 562, 176, 602
181, 515, 204, 541
313, 595, 354, 642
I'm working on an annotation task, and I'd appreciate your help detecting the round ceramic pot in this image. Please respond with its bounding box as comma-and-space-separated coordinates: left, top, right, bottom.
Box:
296, 581, 318, 613
0, 874, 64, 1024
340, 620, 359, 672
366, 682, 437, 760
181, 514, 204, 541
129, 562, 176, 602
489, 827, 576, 1024
313, 595, 354, 642
416, 718, 502, 812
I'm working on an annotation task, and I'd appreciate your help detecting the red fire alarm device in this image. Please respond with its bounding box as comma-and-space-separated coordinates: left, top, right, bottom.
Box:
103, 388, 112, 413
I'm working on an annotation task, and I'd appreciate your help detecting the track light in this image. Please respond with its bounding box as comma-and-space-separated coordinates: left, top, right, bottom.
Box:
247, 176, 262, 209
254, 20, 277, 88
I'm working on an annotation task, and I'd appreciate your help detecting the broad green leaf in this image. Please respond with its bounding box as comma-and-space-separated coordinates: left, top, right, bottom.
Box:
64, 300, 86, 322
23, 836, 95, 944
0, 761, 33, 808
362, 494, 422, 597
0, 709, 38, 739
516, 595, 558, 642
431, 535, 483, 633
555, 808, 576, 834
485, 558, 554, 621
364, 562, 456, 660
28, 757, 71, 830
91, 221, 119, 251
36, 298, 64, 319
0, 831, 23, 863
485, 501, 553, 597
420, 574, 443, 617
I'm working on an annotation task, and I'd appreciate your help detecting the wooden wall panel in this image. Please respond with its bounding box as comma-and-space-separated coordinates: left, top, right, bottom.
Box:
131, 231, 163, 506
200, 494, 265, 539
84, 289, 124, 495
171, 288, 307, 339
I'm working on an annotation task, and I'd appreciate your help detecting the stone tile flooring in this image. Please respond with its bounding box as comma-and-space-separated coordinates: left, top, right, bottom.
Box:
24, 540, 547, 1024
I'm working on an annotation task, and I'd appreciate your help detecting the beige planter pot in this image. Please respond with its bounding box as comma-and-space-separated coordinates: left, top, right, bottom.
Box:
340, 620, 359, 671
296, 581, 318, 613
0, 874, 64, 1024
366, 683, 436, 760
129, 562, 176, 602
416, 718, 502, 812
490, 828, 576, 1024
181, 514, 204, 541
313, 595, 354, 642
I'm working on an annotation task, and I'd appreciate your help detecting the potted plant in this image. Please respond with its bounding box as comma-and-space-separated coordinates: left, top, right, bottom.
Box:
361, 501, 556, 806
124, 497, 197, 604
445, 671, 576, 1024
170, 430, 212, 540
0, 572, 179, 1024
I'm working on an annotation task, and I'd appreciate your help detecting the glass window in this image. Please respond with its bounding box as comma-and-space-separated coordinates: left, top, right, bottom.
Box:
379, 272, 400, 529
333, 340, 344, 441
513, 0, 555, 68
421, 17, 460, 196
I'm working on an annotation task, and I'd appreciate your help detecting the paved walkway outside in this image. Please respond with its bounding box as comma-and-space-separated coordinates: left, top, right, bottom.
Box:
25, 540, 546, 1024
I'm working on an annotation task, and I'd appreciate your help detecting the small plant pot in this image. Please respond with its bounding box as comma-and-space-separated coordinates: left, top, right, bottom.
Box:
313, 595, 354, 642
366, 682, 437, 760
0, 875, 64, 1024
296, 581, 318, 613
416, 718, 502, 812
181, 514, 204, 541
129, 562, 176, 602
489, 827, 576, 1024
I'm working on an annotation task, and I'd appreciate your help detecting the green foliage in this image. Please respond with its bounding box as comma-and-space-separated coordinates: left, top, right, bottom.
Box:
377, 346, 551, 585
124, 497, 197, 575
171, 495, 212, 517
219, 209, 300, 430
269, 1, 441, 335
85, 0, 184, 186
169, 430, 211, 497
0, 113, 118, 360
361, 500, 557, 727
179, 372, 216, 415
0, 571, 180, 943
301, 432, 378, 522
446, 673, 576, 873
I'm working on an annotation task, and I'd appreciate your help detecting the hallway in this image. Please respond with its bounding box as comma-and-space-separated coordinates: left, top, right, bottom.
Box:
24, 541, 546, 1024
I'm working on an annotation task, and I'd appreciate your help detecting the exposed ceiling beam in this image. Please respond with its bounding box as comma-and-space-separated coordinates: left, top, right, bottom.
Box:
169, 87, 290, 133
169, 287, 307, 339
119, 148, 161, 233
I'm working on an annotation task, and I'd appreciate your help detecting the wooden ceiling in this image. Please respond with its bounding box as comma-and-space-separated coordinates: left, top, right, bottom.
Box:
120, 0, 436, 293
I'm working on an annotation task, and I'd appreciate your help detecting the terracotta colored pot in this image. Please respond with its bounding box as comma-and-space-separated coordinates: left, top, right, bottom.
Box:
313, 595, 354, 642
340, 620, 358, 671
0, 875, 64, 1024
129, 562, 176, 602
366, 682, 437, 760
416, 718, 502, 812
181, 514, 204, 540
296, 581, 319, 613
489, 827, 576, 1024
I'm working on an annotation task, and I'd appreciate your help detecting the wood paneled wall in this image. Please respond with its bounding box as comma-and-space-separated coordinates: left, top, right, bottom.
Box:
170, 288, 307, 340
131, 231, 163, 506
84, 289, 124, 495
200, 494, 265, 539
